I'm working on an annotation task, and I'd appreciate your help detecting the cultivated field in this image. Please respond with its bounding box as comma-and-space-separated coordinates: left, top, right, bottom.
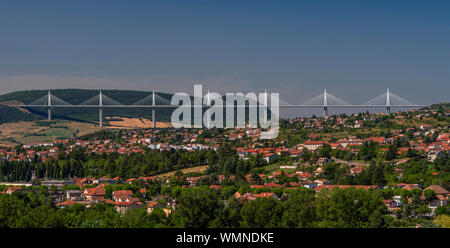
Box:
153, 165, 208, 179
0, 117, 171, 146
0, 121, 101, 146
105, 117, 171, 129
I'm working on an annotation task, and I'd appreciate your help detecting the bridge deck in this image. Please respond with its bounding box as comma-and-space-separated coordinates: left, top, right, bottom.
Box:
9, 104, 428, 108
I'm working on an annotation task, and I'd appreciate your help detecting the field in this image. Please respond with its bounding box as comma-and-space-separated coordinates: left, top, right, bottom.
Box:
0, 121, 102, 146
0, 118, 172, 146
105, 117, 171, 129
153, 165, 209, 179
392, 117, 448, 127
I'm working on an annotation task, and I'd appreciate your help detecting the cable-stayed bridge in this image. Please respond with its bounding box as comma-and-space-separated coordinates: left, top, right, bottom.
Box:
6, 89, 427, 127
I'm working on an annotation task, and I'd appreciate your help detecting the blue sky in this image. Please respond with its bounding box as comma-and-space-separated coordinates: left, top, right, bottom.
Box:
0, 0, 449, 115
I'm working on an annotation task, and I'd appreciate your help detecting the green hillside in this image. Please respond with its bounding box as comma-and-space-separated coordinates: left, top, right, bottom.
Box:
0, 89, 270, 125
0, 89, 174, 123
0, 105, 39, 124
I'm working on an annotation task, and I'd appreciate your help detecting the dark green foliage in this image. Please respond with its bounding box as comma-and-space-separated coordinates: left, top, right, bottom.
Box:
170, 186, 222, 228
0, 148, 210, 181
0, 105, 38, 124
315, 188, 386, 228
240, 197, 284, 228
359, 141, 379, 161
0, 89, 174, 122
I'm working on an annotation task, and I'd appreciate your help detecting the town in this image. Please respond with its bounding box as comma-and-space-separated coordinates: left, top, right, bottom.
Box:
0, 103, 448, 228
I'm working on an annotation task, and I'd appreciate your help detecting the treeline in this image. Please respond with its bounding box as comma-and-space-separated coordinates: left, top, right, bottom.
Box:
0, 105, 38, 124
0, 187, 394, 228
0, 148, 212, 181
205, 144, 267, 178
0, 89, 176, 123
78, 130, 126, 141
321, 154, 450, 189
0, 144, 265, 182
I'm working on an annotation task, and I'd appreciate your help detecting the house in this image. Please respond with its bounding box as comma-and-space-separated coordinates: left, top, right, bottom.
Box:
112, 190, 138, 202
6, 187, 22, 195
209, 185, 222, 190
329, 143, 343, 150
289, 149, 303, 158
147, 201, 172, 217
314, 179, 328, 186
304, 141, 324, 151
66, 190, 83, 201
249, 192, 278, 200
56, 200, 87, 208
350, 165, 365, 175
314, 185, 377, 192
139, 188, 147, 197
422, 185, 449, 209
317, 157, 330, 166
263, 153, 279, 163
218, 174, 235, 183
420, 125, 432, 131
83, 184, 106, 202
109, 190, 142, 213
383, 199, 402, 213
427, 151, 445, 162
397, 183, 422, 191
112, 201, 143, 214
300, 181, 318, 189
41, 180, 75, 188
93, 177, 119, 185
395, 158, 410, 165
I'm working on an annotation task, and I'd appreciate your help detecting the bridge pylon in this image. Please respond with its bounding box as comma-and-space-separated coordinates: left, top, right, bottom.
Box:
386, 88, 391, 114
152, 90, 156, 129
99, 90, 103, 127
47, 90, 52, 121
323, 88, 328, 117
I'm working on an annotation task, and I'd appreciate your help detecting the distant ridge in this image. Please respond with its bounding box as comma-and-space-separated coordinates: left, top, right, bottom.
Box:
0, 89, 174, 123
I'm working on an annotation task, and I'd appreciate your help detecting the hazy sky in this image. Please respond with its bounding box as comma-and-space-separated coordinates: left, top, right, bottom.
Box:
0, 0, 449, 116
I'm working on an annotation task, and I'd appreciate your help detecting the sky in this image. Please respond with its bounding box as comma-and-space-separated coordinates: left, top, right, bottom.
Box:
0, 1, 449, 117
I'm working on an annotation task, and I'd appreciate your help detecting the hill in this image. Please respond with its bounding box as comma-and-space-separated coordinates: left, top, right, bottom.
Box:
0, 89, 174, 124
0, 120, 102, 146
0, 104, 39, 124
0, 88, 267, 125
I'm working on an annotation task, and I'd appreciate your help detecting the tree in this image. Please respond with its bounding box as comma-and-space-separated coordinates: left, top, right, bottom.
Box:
148, 207, 167, 226
221, 186, 237, 200
416, 205, 431, 217
171, 187, 222, 228
210, 199, 241, 228
318, 144, 332, 158
423, 189, 436, 201
301, 150, 311, 162
240, 197, 283, 228
359, 141, 378, 161
433, 214, 450, 228
384, 145, 397, 161
315, 188, 386, 228
435, 206, 449, 216
281, 189, 316, 228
